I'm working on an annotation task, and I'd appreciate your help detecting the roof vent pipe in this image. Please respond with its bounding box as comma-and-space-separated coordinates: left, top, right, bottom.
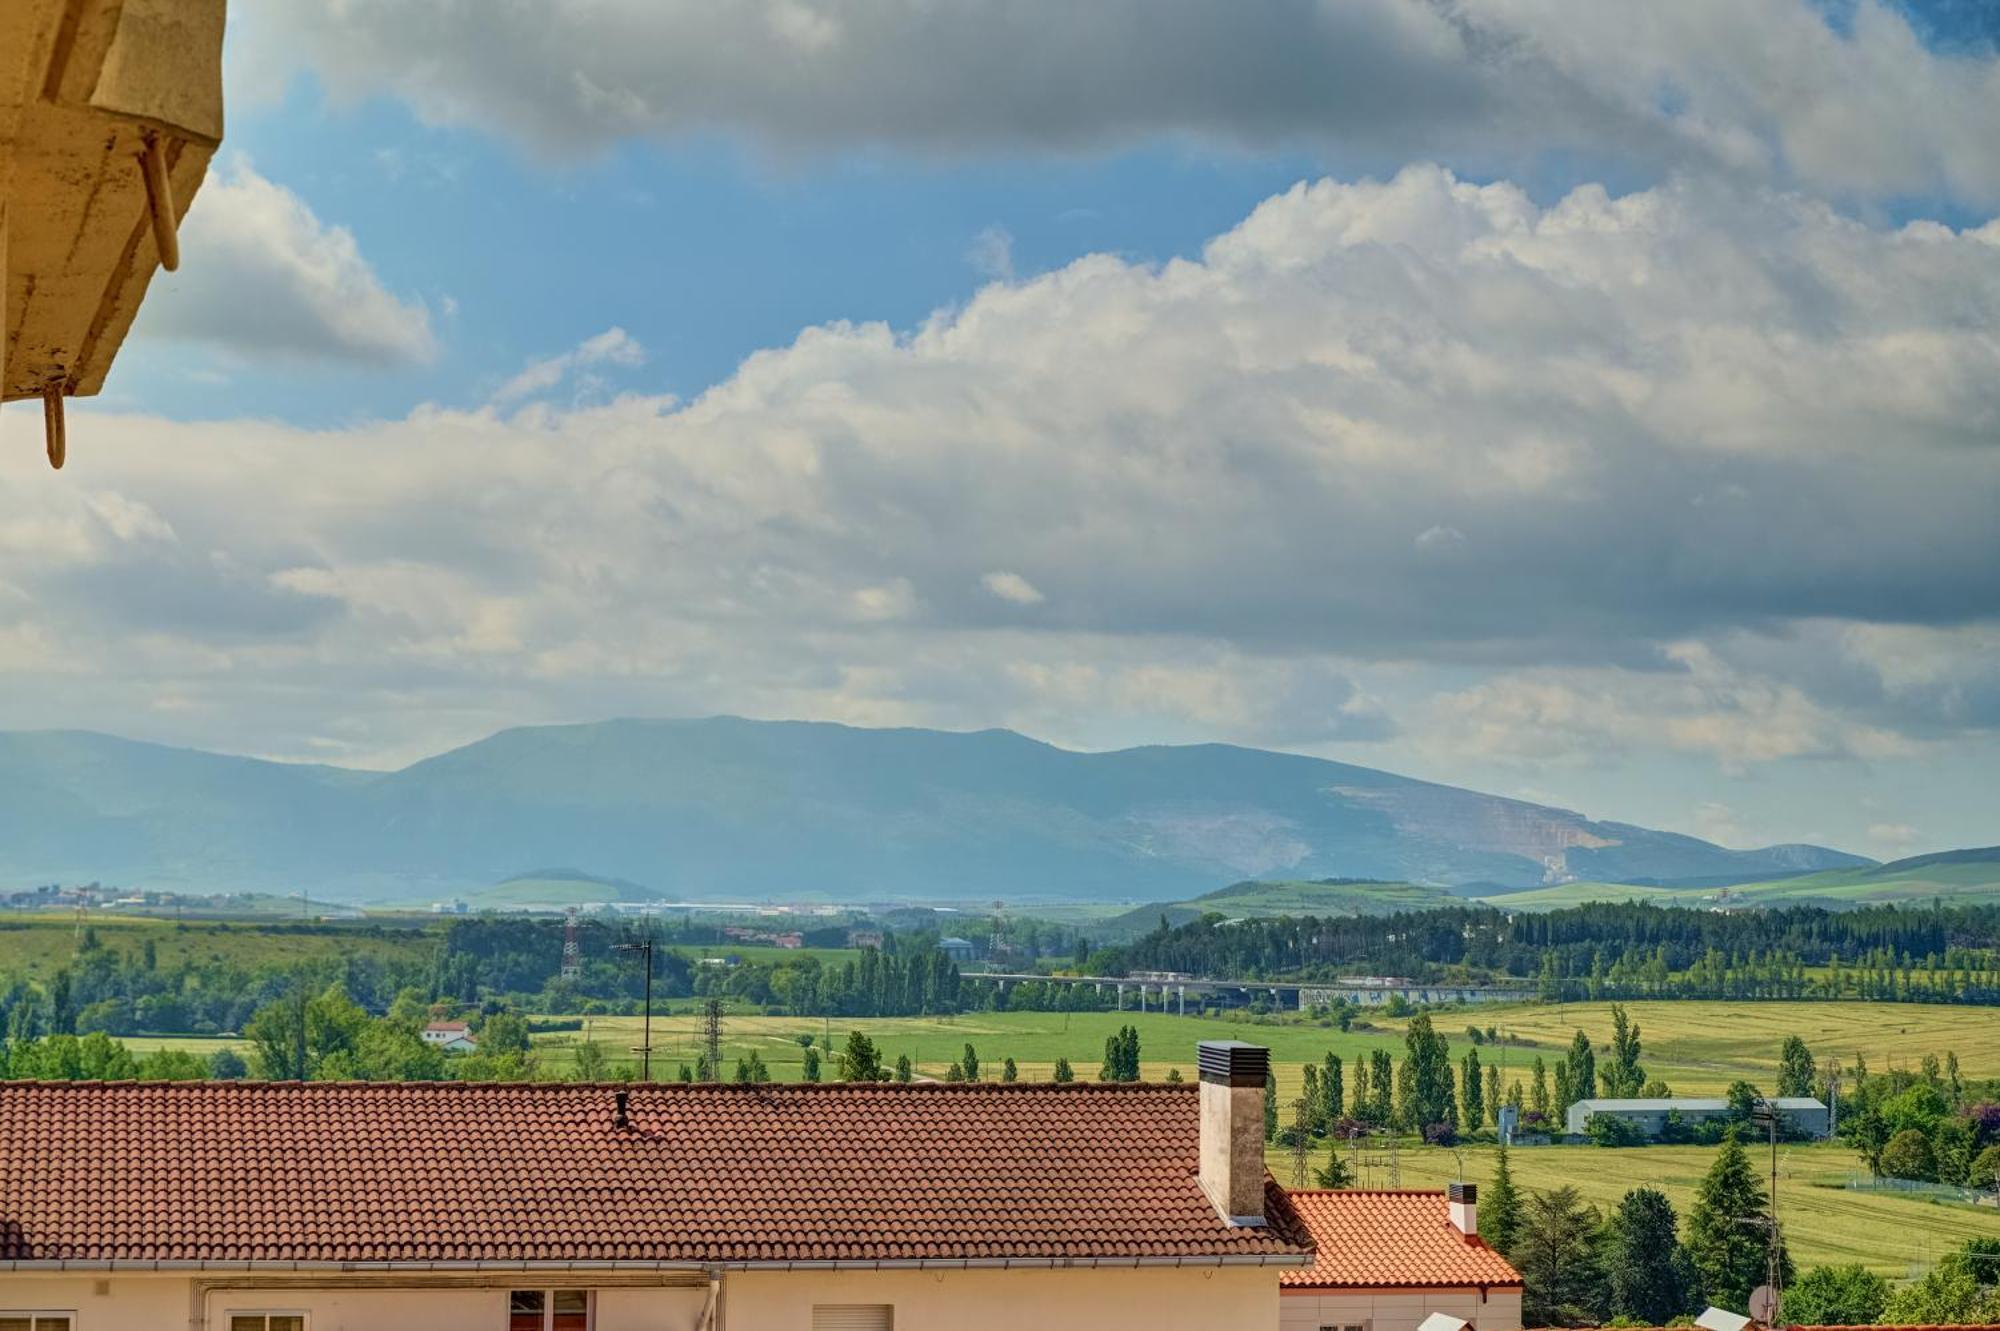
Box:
613, 1088, 630, 1130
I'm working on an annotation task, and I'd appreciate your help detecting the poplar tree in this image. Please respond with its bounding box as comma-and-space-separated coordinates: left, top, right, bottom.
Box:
1461, 1048, 1485, 1133
1402, 1015, 1456, 1132
1321, 1052, 1344, 1126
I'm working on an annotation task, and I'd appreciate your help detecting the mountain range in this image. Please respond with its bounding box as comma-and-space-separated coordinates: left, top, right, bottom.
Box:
0, 717, 1871, 903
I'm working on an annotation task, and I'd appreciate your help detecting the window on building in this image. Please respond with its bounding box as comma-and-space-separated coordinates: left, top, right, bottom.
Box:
228, 1315, 304, 1331
509, 1290, 591, 1331
812, 1307, 893, 1331
0, 1315, 72, 1331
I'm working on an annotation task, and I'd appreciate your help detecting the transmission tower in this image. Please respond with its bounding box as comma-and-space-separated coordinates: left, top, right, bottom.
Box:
560, 907, 582, 982
703, 997, 723, 1083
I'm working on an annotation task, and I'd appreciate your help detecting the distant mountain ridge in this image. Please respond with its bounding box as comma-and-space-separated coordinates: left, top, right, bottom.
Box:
0, 718, 1870, 902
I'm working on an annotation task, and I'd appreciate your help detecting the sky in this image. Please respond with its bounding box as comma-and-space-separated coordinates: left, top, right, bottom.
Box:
2, 0, 1998, 860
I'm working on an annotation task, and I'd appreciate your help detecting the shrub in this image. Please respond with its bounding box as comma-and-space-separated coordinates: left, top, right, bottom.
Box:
1588, 1114, 1649, 1147
1880, 1128, 1935, 1182
1785, 1264, 1890, 1326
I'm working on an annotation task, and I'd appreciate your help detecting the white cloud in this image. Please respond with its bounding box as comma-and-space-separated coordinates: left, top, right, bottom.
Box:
1867, 822, 1919, 854
495, 328, 647, 405
138, 160, 437, 366
1, 168, 1995, 794
254, 0, 2000, 204
968, 226, 1015, 282
981, 571, 1043, 605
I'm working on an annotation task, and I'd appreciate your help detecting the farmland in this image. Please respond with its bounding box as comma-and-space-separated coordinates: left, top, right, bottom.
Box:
0, 914, 436, 977
530, 1000, 2000, 1098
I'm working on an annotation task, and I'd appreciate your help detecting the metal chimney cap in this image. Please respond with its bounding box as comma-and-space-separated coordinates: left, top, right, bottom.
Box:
1197, 1041, 1269, 1087
1448, 1181, 1476, 1203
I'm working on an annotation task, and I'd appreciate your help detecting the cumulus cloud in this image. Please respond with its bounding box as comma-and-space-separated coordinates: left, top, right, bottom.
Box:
981, 571, 1044, 605
252, 0, 2000, 203
139, 161, 437, 366
494, 328, 647, 405
3, 168, 1996, 784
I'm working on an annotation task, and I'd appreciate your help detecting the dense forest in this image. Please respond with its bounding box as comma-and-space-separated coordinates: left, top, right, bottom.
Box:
1091, 900, 2000, 1003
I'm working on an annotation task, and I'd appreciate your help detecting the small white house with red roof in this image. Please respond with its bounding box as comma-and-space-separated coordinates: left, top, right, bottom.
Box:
419, 1020, 479, 1052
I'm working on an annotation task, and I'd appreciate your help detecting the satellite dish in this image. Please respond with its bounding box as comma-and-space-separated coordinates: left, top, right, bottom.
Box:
1748, 1286, 1779, 1325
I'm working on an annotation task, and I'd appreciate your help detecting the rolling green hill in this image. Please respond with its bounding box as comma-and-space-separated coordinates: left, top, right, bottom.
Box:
469, 869, 658, 908
1481, 845, 2000, 910
1097, 876, 1458, 936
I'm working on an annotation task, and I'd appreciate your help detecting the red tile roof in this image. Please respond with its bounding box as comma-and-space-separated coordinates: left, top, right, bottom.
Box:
0, 1080, 1314, 1268
1280, 1190, 1521, 1290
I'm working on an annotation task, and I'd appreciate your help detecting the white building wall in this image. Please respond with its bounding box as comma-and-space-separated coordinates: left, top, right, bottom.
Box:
1280, 1286, 1522, 1331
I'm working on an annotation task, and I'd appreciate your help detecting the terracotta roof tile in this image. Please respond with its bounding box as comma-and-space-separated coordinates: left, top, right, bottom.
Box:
1280, 1190, 1521, 1290
0, 1079, 1313, 1267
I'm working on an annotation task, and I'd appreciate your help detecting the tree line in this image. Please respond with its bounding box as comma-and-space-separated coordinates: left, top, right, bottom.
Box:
1091, 899, 2000, 1003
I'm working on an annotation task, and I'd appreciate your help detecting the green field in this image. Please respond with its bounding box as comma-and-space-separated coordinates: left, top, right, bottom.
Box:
0, 915, 436, 977
1314, 1141, 1996, 1277
527, 1000, 2000, 1274
533, 999, 2000, 1096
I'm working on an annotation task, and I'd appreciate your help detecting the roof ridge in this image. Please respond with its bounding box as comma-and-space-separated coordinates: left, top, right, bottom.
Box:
0, 1077, 1198, 1092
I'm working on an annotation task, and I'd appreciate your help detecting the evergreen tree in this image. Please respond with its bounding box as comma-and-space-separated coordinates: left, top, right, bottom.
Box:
1516, 1185, 1606, 1327
1686, 1133, 1791, 1312
1777, 1035, 1817, 1098
1002, 1056, 1018, 1082
1052, 1056, 1074, 1083
960, 1043, 980, 1082
838, 1031, 883, 1081
894, 1053, 912, 1082
1313, 1143, 1354, 1188
1461, 1048, 1484, 1133
800, 1046, 821, 1083
1486, 1143, 1523, 1255
1605, 1187, 1693, 1325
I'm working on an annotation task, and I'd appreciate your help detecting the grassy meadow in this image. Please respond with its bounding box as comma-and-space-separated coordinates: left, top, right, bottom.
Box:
1337, 1141, 1996, 1277
0, 914, 435, 977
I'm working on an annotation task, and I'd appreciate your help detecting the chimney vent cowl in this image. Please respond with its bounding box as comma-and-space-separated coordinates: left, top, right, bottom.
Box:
613, 1088, 631, 1130
1448, 1180, 1477, 1237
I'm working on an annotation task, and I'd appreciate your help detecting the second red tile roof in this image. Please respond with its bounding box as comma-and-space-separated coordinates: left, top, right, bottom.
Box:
1281, 1190, 1522, 1290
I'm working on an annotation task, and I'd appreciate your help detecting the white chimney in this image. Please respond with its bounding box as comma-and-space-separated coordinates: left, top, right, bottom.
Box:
1448, 1181, 1477, 1237
1197, 1040, 1268, 1227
